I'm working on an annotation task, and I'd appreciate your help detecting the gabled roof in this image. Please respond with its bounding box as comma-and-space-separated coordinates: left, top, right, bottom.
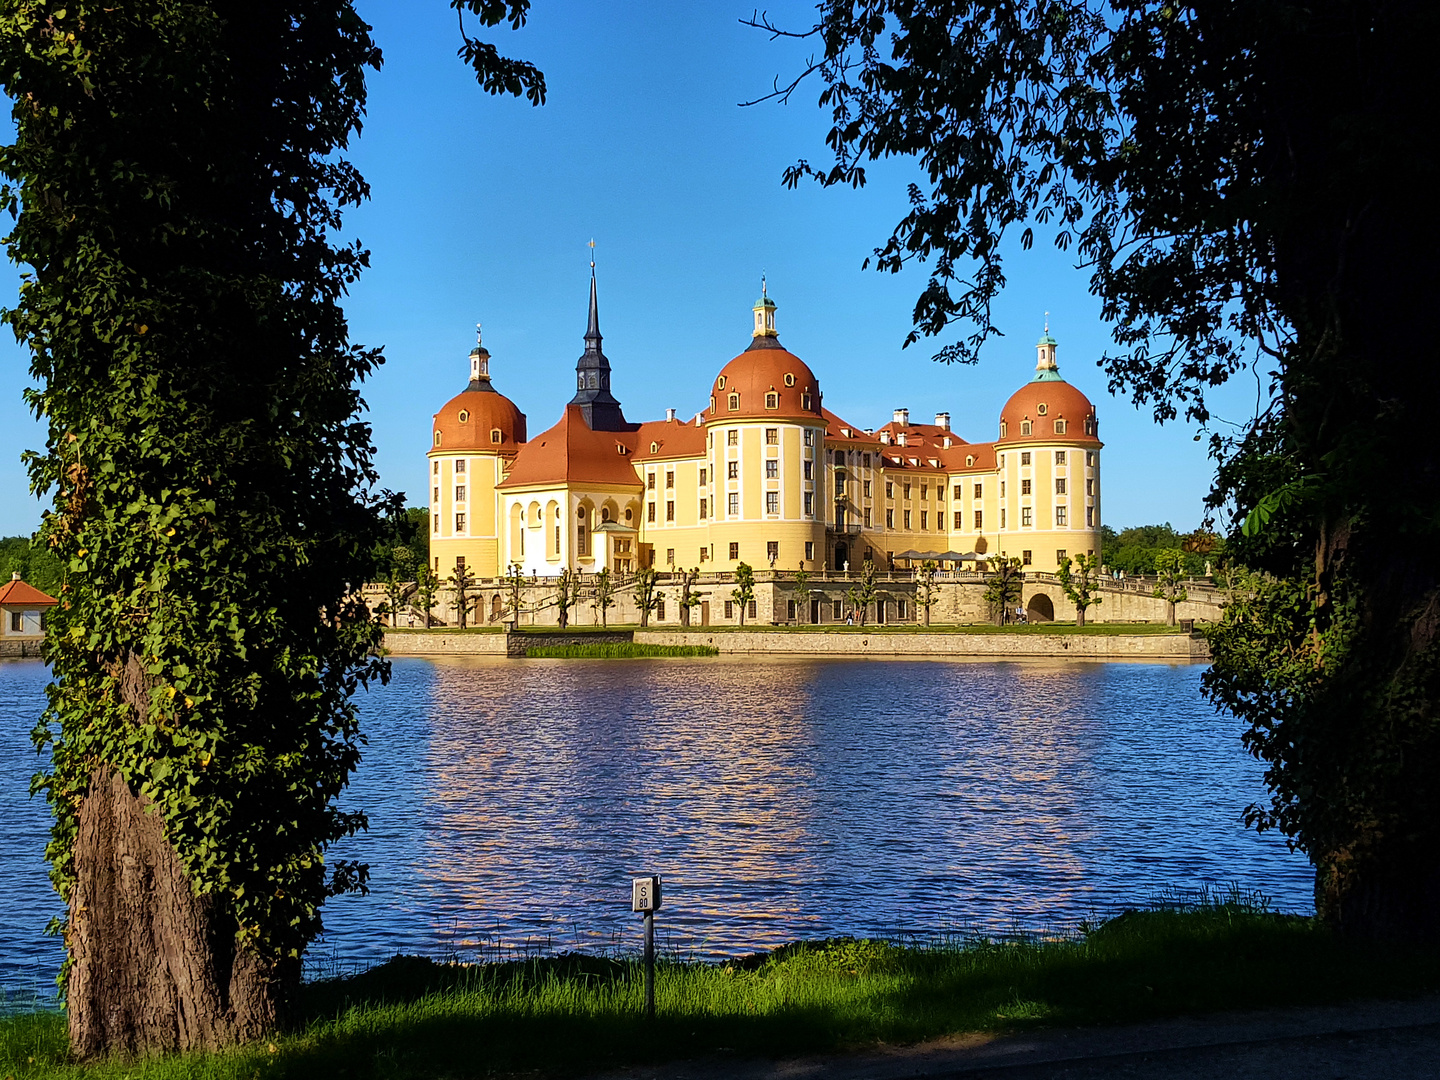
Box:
631, 416, 707, 462
497, 405, 643, 490
0, 577, 58, 607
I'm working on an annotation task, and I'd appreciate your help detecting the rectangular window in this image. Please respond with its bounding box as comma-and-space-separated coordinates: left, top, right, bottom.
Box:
728, 429, 739, 445
767, 540, 779, 562
1022, 549, 1032, 565
886, 508, 894, 528
699, 467, 708, 486
454, 459, 466, 474
974, 510, 983, 530
699, 497, 708, 519
1022, 507, 1033, 527
455, 513, 466, 532
647, 502, 656, 522
657, 599, 666, 620
1086, 478, 1093, 496
787, 599, 797, 620
666, 471, 675, 488
1022, 479, 1032, 494
725, 600, 734, 618
953, 484, 963, 500
921, 510, 928, 529
833, 600, 843, 619
729, 542, 739, 560
728, 493, 739, 516
1055, 450, 1066, 466
749, 600, 757, 618
885, 482, 894, 498
765, 428, 778, 444
803, 460, 813, 480
974, 483, 983, 499
834, 469, 846, 489
455, 555, 466, 571
804, 491, 814, 516
898, 599, 907, 620
904, 510, 912, 529
804, 429, 814, 446
433, 486, 440, 502
921, 484, 929, 500
454, 485, 466, 502
555, 524, 560, 553
647, 473, 656, 489
1086, 451, 1096, 466
766, 491, 779, 514
1055, 505, 1067, 525
433, 461, 439, 475
863, 508, 872, 526
1056, 478, 1067, 494
1054, 420, 1067, 434
954, 510, 964, 529
1001, 508, 1007, 529
1086, 506, 1095, 526
700, 546, 708, 562
904, 483, 912, 499
805, 541, 815, 560
666, 500, 675, 521
1001, 480, 1006, 497
863, 453, 871, 468
1021, 451, 1032, 466
727, 461, 739, 480
766, 459, 779, 479
666, 548, 675, 564
863, 479, 871, 497
1056, 549, 1066, 564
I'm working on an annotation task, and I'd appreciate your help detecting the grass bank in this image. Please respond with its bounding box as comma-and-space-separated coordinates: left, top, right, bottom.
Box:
4, 898, 1435, 1080
656, 622, 1189, 635
525, 643, 719, 659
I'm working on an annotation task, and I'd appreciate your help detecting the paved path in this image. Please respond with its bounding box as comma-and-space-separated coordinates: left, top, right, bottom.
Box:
594, 997, 1440, 1080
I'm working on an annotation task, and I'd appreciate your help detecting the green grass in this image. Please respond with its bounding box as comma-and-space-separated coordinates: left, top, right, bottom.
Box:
4, 897, 1437, 1079
380, 625, 504, 634
525, 643, 719, 659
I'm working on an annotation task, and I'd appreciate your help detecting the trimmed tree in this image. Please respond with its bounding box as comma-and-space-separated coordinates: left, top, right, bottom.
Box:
552, 567, 582, 630
380, 546, 416, 628
413, 565, 441, 629
983, 557, 1025, 626
590, 567, 615, 628
633, 565, 663, 627
731, 561, 756, 625
1058, 553, 1103, 628
448, 564, 477, 629
502, 561, 527, 625
915, 559, 939, 626
677, 567, 702, 627
1152, 549, 1189, 626
846, 557, 879, 625
791, 565, 812, 623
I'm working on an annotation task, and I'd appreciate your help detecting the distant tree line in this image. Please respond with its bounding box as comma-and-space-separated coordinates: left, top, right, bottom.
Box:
0, 535, 62, 594
1100, 524, 1220, 577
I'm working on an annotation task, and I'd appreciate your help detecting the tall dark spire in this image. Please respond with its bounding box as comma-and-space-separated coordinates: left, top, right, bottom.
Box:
569, 253, 629, 431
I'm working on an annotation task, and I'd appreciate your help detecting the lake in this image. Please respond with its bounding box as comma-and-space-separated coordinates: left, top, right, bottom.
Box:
0, 655, 1313, 1001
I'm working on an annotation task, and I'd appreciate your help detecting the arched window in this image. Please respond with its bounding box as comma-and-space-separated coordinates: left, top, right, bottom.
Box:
717, 375, 726, 390
490, 428, 502, 444
999, 422, 1007, 438
433, 431, 442, 446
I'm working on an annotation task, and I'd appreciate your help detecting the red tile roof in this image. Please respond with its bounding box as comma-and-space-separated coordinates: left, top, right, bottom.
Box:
497, 405, 644, 489
631, 416, 707, 462
0, 577, 58, 607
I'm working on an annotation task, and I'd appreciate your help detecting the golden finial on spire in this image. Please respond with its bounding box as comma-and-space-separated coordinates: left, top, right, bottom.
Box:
588, 238, 596, 270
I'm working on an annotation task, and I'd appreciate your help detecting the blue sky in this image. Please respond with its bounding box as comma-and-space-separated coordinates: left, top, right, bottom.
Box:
0, 0, 1261, 537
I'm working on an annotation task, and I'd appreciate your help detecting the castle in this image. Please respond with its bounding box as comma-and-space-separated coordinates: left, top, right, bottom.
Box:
426, 272, 1102, 585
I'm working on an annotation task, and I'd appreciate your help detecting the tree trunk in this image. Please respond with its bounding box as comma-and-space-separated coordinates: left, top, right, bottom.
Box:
67, 658, 291, 1059
1076, 604, 1085, 628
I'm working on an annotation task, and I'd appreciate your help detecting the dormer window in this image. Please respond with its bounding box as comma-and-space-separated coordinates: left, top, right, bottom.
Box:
490, 428, 502, 444
434, 431, 442, 446
999, 422, 1007, 439
1054, 419, 1067, 434
765, 392, 779, 409
617, 444, 628, 455
728, 393, 740, 411
801, 393, 812, 410
717, 375, 727, 390
1036, 403, 1047, 416
650, 441, 659, 453
1084, 416, 1094, 435
784, 373, 795, 386
458, 409, 470, 424
1020, 420, 1032, 435
966, 455, 975, 467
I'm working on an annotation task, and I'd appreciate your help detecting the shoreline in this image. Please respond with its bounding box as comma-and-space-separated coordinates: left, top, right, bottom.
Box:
381, 628, 1211, 661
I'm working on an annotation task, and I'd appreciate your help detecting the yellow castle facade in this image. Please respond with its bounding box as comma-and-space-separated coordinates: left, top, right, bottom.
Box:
427, 275, 1102, 581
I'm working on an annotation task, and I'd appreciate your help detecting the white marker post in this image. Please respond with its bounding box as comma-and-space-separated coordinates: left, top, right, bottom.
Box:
631, 875, 662, 1018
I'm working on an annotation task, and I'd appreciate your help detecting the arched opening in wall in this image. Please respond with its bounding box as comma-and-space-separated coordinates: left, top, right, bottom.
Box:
576, 503, 593, 557
835, 542, 849, 570
528, 500, 542, 528
547, 501, 561, 557
1026, 594, 1055, 623
491, 594, 502, 622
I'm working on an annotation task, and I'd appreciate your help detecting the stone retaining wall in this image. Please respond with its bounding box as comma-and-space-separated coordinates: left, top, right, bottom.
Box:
383, 629, 1208, 660
635, 629, 1209, 660
0, 638, 44, 659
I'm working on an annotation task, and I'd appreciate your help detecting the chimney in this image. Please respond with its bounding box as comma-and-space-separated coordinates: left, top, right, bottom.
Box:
897, 431, 908, 446
893, 407, 909, 425
666, 407, 676, 422
935, 411, 950, 430
10, 571, 19, 581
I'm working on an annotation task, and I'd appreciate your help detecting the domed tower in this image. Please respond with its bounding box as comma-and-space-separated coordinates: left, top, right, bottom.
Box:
428, 328, 528, 579
993, 324, 1102, 572
702, 284, 829, 571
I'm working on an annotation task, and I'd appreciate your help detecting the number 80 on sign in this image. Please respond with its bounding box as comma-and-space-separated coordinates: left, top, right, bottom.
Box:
632, 875, 662, 912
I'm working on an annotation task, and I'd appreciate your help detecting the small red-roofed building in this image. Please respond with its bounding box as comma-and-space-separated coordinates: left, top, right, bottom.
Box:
0, 573, 57, 652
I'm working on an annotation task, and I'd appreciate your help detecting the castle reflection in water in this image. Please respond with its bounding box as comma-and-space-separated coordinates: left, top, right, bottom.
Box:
314, 656, 1313, 966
